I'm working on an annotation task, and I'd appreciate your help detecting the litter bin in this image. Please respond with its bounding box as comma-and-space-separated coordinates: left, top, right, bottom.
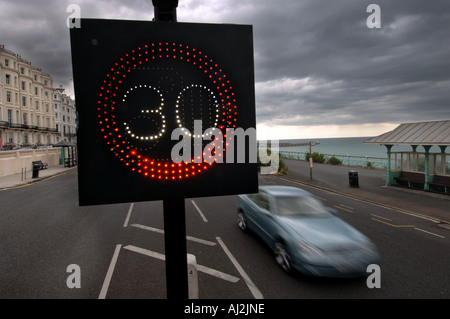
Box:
32, 162, 40, 179
349, 169, 359, 187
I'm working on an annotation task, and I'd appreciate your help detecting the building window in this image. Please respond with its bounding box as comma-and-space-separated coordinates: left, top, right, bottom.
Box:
21, 81, 26, 90
20, 67, 25, 74
5, 74, 10, 84
6, 91, 11, 103
5, 59, 9, 67
22, 96, 26, 106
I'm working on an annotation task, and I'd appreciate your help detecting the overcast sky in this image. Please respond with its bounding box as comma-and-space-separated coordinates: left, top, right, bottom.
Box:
1, 0, 449, 139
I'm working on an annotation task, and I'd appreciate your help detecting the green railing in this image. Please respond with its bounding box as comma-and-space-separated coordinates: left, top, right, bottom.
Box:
280, 151, 388, 169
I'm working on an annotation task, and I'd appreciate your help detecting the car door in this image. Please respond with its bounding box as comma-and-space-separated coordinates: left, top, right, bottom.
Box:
247, 191, 275, 246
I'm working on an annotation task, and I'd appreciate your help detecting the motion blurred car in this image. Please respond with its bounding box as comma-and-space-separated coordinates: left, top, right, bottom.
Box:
237, 185, 379, 278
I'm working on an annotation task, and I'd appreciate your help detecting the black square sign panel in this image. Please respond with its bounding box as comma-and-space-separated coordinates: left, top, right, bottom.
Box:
70, 19, 258, 206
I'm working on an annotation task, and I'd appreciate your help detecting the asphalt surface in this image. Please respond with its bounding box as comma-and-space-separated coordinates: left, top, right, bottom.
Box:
0, 161, 448, 303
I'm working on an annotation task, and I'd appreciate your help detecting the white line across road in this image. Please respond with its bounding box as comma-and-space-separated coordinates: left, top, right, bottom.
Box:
216, 237, 264, 299
98, 244, 122, 299
123, 203, 134, 227
191, 200, 208, 222
130, 223, 216, 246
414, 228, 446, 239
123, 245, 240, 283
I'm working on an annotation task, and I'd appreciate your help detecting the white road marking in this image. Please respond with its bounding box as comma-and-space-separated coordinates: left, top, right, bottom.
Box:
414, 228, 445, 239
98, 244, 122, 299
370, 214, 391, 221
123, 203, 134, 227
216, 237, 263, 299
191, 200, 208, 222
130, 223, 216, 246
123, 245, 239, 283
131, 223, 164, 234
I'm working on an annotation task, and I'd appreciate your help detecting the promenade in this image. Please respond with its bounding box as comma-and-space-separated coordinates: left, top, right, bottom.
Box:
281, 158, 450, 224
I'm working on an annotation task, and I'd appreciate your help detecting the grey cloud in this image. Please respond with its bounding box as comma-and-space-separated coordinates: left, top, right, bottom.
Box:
1, 0, 448, 128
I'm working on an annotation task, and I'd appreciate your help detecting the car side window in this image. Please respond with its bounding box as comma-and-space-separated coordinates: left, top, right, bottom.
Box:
249, 191, 270, 211
258, 192, 270, 210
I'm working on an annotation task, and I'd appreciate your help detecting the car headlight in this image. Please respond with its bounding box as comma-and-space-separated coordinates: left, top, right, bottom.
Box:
298, 241, 323, 257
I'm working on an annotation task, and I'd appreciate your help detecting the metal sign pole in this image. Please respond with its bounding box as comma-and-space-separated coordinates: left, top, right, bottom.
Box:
163, 198, 188, 299
151, 0, 188, 300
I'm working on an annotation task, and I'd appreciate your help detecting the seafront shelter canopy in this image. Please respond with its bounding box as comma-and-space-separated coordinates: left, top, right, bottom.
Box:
365, 120, 450, 193
54, 140, 77, 168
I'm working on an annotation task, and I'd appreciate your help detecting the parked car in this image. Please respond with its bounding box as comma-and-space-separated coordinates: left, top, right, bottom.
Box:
237, 185, 379, 278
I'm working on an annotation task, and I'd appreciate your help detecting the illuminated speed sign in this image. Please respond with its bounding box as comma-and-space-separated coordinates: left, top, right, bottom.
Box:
70, 19, 257, 206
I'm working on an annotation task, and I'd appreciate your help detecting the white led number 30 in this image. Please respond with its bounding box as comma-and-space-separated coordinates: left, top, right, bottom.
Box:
98, 42, 238, 181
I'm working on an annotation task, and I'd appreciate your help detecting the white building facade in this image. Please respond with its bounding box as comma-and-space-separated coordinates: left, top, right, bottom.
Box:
0, 44, 59, 149
54, 86, 77, 144
0, 62, 3, 147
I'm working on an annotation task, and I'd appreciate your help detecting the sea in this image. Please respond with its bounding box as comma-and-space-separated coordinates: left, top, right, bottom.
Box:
276, 136, 416, 169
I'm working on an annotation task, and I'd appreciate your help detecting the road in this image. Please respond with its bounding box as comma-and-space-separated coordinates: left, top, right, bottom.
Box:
0, 169, 449, 300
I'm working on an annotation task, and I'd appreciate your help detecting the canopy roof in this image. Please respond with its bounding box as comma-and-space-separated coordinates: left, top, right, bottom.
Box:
53, 140, 76, 147
365, 120, 450, 146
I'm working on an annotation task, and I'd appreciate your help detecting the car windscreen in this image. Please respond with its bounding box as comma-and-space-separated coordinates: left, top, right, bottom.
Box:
275, 195, 331, 217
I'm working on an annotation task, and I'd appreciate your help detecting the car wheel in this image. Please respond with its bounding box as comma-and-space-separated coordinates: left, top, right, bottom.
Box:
274, 242, 291, 272
237, 211, 247, 231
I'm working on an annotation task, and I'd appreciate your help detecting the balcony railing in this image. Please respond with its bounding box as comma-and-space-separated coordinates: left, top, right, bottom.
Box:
0, 121, 58, 133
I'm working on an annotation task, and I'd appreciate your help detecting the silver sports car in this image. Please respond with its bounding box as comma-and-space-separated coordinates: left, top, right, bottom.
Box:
237, 185, 380, 278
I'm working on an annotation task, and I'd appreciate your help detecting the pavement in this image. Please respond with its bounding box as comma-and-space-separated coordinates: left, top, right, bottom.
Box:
0, 165, 77, 190
1, 159, 449, 225
278, 158, 450, 225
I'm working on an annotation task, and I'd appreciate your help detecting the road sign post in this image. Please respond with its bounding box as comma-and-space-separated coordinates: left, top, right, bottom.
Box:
153, 0, 189, 300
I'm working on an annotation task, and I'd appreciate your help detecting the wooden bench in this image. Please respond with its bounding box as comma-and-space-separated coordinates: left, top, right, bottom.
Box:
394, 171, 425, 188
32, 160, 48, 170
428, 175, 450, 193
